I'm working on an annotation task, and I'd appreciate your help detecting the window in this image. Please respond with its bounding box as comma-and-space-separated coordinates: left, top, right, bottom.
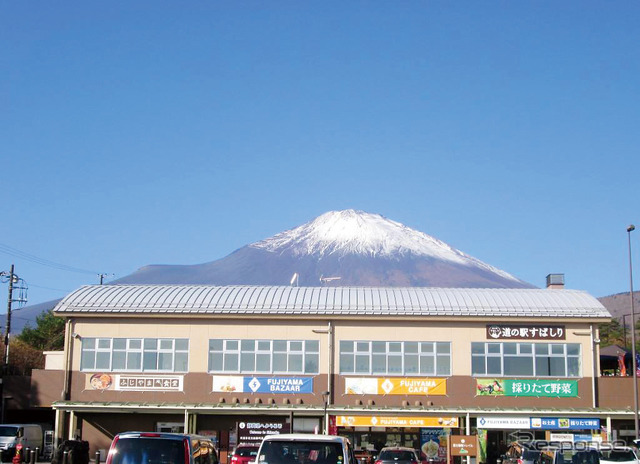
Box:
339, 341, 451, 376
80, 338, 189, 372
471, 342, 581, 377
208, 339, 320, 374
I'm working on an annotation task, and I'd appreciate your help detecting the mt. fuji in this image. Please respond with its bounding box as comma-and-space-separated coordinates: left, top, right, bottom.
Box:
116, 210, 534, 288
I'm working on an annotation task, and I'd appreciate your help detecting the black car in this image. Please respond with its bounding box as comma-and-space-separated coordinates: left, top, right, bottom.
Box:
374, 447, 420, 464
105, 432, 218, 464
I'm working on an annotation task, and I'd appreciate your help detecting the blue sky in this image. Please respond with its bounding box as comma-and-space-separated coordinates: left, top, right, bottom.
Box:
1, 1, 639, 313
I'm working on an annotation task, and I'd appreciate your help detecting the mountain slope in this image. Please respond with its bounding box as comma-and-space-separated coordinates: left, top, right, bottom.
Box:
116, 210, 534, 288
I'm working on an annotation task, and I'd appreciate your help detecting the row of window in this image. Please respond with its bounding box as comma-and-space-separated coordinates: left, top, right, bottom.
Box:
80, 338, 582, 378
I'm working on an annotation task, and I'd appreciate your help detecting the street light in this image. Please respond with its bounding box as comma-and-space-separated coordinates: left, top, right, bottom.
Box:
627, 224, 638, 439
321, 390, 330, 434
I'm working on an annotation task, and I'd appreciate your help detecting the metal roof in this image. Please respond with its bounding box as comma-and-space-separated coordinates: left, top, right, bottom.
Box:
53, 285, 610, 319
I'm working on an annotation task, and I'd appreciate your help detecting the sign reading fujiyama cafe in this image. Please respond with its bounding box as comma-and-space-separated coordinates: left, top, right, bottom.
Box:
345, 378, 447, 396
486, 324, 565, 340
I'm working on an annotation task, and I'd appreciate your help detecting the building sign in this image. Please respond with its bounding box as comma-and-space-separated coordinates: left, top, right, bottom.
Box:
86, 374, 183, 391
486, 325, 565, 340
212, 376, 313, 394
477, 417, 600, 430
450, 436, 477, 457
345, 377, 447, 395
476, 379, 578, 397
237, 419, 289, 444
531, 418, 600, 430
477, 417, 530, 429
337, 415, 458, 428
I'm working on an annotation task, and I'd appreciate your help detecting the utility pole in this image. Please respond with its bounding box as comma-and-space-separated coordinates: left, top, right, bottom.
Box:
0, 264, 15, 424
2, 264, 15, 368
0, 265, 26, 424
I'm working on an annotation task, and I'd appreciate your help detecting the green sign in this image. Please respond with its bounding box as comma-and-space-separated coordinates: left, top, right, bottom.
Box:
476, 379, 578, 397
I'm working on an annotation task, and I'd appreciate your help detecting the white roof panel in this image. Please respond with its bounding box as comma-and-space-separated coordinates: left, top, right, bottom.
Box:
53, 284, 611, 319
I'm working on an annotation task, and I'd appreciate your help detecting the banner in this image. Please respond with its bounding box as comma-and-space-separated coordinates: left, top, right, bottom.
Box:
86, 373, 183, 391
336, 416, 458, 428
476, 379, 578, 397
420, 428, 448, 463
345, 377, 447, 395
212, 376, 313, 394
477, 429, 487, 463
477, 417, 600, 430
531, 418, 600, 430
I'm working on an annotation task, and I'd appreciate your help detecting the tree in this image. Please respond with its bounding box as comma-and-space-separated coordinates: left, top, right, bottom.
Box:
17, 309, 65, 351
0, 339, 44, 375
599, 318, 626, 348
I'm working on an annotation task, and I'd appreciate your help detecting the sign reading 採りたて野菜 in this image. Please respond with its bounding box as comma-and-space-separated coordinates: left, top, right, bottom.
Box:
476, 379, 578, 397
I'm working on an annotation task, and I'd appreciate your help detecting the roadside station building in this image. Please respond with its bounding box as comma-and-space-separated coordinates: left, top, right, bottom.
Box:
30, 280, 636, 463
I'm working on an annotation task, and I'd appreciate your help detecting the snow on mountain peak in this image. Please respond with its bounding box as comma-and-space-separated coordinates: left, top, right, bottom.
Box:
250, 210, 520, 282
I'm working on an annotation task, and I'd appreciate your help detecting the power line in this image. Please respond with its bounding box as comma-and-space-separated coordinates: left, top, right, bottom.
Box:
0, 242, 100, 275
28, 283, 73, 293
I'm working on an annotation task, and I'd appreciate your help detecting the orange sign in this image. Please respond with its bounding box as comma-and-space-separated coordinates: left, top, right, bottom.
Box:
336, 416, 459, 428
345, 377, 447, 395
450, 436, 477, 457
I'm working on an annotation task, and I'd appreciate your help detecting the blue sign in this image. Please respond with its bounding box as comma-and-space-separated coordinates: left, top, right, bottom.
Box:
530, 418, 600, 430
243, 377, 314, 394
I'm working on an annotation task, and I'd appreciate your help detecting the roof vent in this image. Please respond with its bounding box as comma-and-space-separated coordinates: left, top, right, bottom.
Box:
546, 274, 565, 289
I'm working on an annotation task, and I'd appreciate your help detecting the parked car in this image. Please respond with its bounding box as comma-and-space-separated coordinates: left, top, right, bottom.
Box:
354, 449, 377, 464
374, 447, 419, 464
255, 433, 356, 464
105, 432, 218, 464
0, 424, 44, 462
231, 444, 260, 464
539, 446, 599, 464
596, 446, 639, 464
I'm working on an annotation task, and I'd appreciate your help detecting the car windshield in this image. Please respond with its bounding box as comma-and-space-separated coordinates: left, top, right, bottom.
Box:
546, 449, 599, 464
258, 441, 344, 464
378, 451, 416, 461
0, 427, 19, 438
601, 451, 636, 462
111, 437, 186, 464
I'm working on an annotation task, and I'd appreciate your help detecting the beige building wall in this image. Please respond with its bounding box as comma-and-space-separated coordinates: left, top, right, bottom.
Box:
69, 317, 597, 378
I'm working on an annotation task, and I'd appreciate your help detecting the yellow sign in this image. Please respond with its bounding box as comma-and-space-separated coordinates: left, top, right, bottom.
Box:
345, 377, 447, 395
336, 415, 459, 428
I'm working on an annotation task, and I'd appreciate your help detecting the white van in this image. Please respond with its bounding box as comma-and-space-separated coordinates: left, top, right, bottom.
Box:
256, 434, 356, 464
0, 424, 44, 460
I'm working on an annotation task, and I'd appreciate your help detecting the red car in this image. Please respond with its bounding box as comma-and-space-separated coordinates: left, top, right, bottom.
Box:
230, 444, 260, 464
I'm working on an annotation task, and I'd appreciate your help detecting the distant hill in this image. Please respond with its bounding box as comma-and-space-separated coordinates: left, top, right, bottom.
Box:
1, 298, 61, 333
116, 210, 535, 289
598, 292, 640, 320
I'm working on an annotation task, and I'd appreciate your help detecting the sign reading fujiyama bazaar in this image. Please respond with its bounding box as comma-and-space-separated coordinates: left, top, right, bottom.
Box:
345, 377, 447, 395
337, 416, 458, 428
476, 379, 578, 397
212, 376, 313, 394
86, 374, 183, 391
486, 324, 565, 340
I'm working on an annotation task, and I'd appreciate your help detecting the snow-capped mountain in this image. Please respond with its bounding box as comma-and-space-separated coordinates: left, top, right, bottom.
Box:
116, 210, 534, 288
